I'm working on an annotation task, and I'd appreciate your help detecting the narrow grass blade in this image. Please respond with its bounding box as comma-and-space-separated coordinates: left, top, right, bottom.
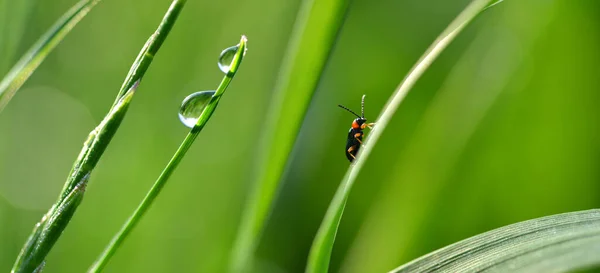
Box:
0, 0, 101, 113
88, 36, 247, 273
391, 209, 600, 272
19, 180, 88, 273
11, 86, 137, 273
306, 0, 504, 272
485, 0, 504, 10
110, 0, 187, 107
11, 0, 186, 270
32, 261, 45, 273
58, 85, 137, 202
0, 1, 36, 72
230, 0, 350, 270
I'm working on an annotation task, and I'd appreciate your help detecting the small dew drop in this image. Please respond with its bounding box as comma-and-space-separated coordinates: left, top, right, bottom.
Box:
218, 46, 239, 73
178, 90, 216, 128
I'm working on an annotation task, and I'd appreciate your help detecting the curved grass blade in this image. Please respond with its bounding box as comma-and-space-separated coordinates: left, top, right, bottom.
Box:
391, 209, 600, 273
230, 0, 350, 270
0, 1, 36, 72
305, 0, 504, 272
484, 0, 504, 10
0, 0, 101, 113
11, 0, 186, 270
88, 35, 247, 273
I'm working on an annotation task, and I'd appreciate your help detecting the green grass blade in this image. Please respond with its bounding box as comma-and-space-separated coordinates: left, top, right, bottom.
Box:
230, 0, 350, 270
57, 0, 187, 202
390, 209, 600, 272
88, 36, 247, 273
305, 0, 503, 272
11, 86, 137, 273
110, 0, 187, 107
0, 0, 101, 113
11, 0, 187, 270
20, 179, 88, 273
0, 1, 36, 72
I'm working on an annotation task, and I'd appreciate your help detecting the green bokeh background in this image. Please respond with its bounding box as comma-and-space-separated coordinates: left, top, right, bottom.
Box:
1, 0, 599, 272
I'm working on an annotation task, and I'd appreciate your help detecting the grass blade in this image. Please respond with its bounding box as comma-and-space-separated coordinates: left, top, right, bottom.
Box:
11, 0, 187, 270
0, 1, 36, 72
11, 86, 137, 273
390, 209, 600, 272
230, 0, 350, 270
306, 0, 503, 272
88, 35, 247, 273
0, 0, 101, 113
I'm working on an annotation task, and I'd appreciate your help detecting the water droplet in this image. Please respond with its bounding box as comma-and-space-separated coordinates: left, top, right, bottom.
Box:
218, 46, 239, 74
178, 90, 215, 128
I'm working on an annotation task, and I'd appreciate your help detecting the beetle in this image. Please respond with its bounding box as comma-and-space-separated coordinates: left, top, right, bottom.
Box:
338, 95, 375, 162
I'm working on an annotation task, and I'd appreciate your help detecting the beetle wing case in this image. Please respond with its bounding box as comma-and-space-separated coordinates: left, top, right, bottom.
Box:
345, 128, 363, 162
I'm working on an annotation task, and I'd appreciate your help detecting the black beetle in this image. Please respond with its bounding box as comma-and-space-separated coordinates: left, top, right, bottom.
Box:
338, 95, 375, 162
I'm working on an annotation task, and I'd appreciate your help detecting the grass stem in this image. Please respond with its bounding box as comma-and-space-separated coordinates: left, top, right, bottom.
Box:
88, 35, 247, 273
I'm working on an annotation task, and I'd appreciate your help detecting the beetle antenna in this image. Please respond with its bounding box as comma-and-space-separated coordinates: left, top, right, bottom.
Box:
361, 94, 366, 118
338, 104, 361, 118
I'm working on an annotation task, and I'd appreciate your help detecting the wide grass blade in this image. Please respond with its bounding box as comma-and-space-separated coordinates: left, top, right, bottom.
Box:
391, 209, 600, 273
306, 0, 503, 272
0, 0, 101, 113
230, 0, 350, 270
11, 0, 186, 271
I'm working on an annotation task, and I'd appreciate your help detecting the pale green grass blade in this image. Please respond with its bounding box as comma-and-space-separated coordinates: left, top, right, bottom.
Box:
0, 0, 100, 113
391, 209, 600, 272
306, 0, 503, 272
485, 0, 505, 10
340, 2, 559, 270
0, 0, 36, 72
230, 0, 350, 270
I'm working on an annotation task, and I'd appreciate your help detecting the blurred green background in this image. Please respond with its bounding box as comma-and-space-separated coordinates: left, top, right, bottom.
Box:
1, 0, 600, 272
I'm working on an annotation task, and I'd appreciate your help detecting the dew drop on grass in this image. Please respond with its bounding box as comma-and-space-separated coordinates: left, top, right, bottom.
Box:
218, 39, 247, 74
218, 46, 239, 73
178, 90, 216, 128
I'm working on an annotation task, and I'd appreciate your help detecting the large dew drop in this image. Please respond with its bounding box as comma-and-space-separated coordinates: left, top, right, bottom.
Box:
218, 45, 239, 74
178, 90, 216, 128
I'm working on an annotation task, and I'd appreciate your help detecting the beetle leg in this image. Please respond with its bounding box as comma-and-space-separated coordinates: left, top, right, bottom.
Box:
366, 123, 375, 129
353, 133, 363, 144
347, 146, 356, 160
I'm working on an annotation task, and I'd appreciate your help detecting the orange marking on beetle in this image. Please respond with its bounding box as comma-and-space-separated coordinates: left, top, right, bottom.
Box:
352, 120, 360, 129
